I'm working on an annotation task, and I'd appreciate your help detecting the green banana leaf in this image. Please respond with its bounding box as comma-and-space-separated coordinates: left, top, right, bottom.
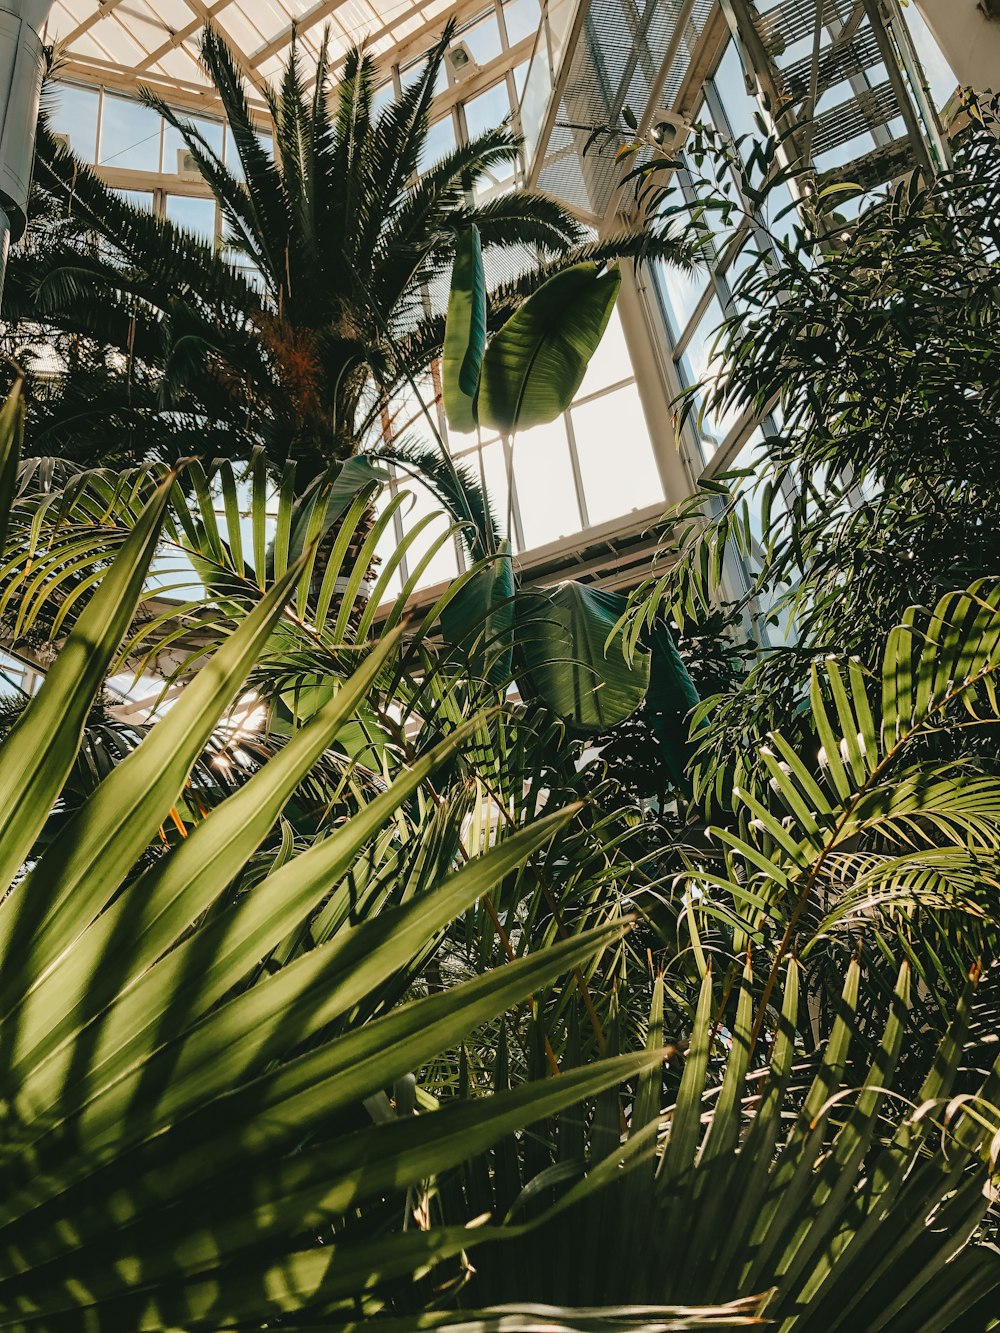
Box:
478, 263, 622, 434
442, 223, 487, 433
514, 581, 650, 732
440, 543, 516, 685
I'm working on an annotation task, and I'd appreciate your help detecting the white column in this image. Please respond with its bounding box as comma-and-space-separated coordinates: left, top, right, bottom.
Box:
0, 1, 53, 298
915, 0, 1000, 93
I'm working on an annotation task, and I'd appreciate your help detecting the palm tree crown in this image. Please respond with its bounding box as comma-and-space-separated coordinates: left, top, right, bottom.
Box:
7, 23, 687, 484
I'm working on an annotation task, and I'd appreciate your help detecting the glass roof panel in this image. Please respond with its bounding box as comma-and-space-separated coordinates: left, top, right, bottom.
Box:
43, 0, 484, 114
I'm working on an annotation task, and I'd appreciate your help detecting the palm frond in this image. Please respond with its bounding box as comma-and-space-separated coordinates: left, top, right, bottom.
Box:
198, 23, 289, 287
380, 437, 500, 563
447, 962, 1000, 1329
0, 385, 655, 1324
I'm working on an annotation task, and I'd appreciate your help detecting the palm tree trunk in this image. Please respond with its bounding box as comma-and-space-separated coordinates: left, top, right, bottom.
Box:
308, 503, 381, 636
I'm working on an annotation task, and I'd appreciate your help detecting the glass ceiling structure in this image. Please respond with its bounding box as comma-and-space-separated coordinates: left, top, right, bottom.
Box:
42, 0, 471, 114
37, 0, 676, 615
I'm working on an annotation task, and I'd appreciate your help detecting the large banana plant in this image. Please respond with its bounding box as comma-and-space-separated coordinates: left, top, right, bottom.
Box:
445, 960, 1000, 1330
0, 383, 700, 1327
439, 227, 697, 751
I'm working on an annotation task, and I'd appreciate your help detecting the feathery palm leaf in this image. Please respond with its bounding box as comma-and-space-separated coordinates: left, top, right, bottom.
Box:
447, 962, 1000, 1330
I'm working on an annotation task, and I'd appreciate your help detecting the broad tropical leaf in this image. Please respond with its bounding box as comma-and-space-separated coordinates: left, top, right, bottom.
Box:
440, 542, 516, 686
477, 263, 622, 434
442, 223, 487, 433
515, 581, 650, 732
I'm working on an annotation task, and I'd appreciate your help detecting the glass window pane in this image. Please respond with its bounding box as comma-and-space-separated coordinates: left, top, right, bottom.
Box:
0, 651, 31, 699
118, 189, 153, 211
479, 438, 515, 548
398, 481, 460, 589
571, 385, 663, 525
445, 419, 478, 456
383, 374, 436, 442
464, 79, 512, 142
47, 82, 100, 161
460, 11, 502, 66
401, 54, 448, 99
163, 114, 223, 177
680, 296, 741, 453
165, 194, 217, 243
148, 541, 202, 601
225, 127, 245, 182
657, 253, 709, 340
512, 418, 582, 547
223, 125, 273, 185
418, 113, 457, 173
713, 40, 761, 147
99, 94, 162, 171
731, 429, 772, 551
679, 295, 723, 390
372, 80, 394, 120
902, 7, 958, 110
502, 0, 542, 47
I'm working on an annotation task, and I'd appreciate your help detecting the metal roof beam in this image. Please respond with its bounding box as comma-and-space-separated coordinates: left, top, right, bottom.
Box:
247, 0, 352, 68
135, 0, 230, 74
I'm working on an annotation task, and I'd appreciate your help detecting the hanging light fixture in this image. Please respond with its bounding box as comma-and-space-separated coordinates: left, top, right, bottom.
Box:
446, 40, 480, 84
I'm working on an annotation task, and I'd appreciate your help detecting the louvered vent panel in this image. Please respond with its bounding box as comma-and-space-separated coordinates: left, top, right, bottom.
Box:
531, 0, 716, 217
722, 0, 944, 192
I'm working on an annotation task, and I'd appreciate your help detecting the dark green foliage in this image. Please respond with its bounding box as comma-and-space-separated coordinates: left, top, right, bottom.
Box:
446, 966, 1000, 1331
621, 93, 1000, 802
